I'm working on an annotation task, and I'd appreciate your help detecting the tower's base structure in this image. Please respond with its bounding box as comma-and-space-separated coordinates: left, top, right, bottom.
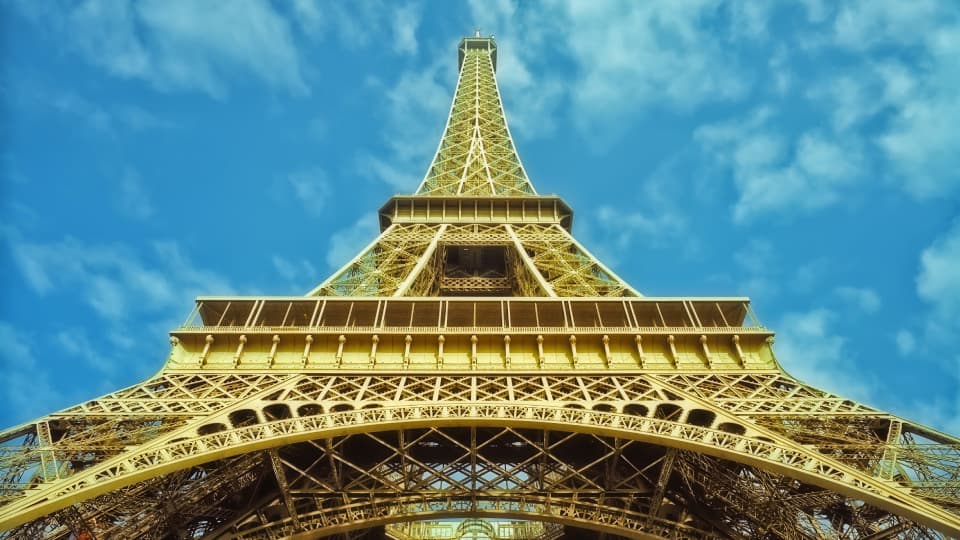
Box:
2, 35, 958, 540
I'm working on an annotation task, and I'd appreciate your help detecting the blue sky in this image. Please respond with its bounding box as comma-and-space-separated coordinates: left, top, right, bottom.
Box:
1, 1, 958, 434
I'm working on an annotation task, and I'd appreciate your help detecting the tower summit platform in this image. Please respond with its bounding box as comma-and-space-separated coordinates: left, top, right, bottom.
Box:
460, 30, 497, 70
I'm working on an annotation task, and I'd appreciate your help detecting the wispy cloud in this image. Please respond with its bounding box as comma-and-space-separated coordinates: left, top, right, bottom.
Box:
917, 220, 960, 340
895, 329, 916, 356
593, 206, 685, 250
571, 151, 698, 273
391, 3, 421, 55
774, 308, 876, 404
325, 215, 379, 270
466, 1, 747, 142
359, 51, 454, 191
2, 230, 237, 408
806, 55, 960, 200
272, 255, 318, 291
561, 2, 747, 133
695, 109, 865, 222
286, 168, 332, 216
13, 0, 310, 98
732, 239, 780, 302
31, 88, 176, 136
0, 322, 65, 425
117, 168, 154, 221
5, 230, 234, 321
832, 0, 946, 50
896, 394, 960, 437
291, 0, 421, 56
56, 328, 120, 377
465, 1, 564, 139
802, 2, 960, 199
834, 286, 881, 313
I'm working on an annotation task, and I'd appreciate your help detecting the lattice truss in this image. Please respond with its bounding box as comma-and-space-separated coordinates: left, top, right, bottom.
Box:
417, 45, 534, 196
2, 370, 958, 538
313, 224, 635, 297
3, 35, 960, 540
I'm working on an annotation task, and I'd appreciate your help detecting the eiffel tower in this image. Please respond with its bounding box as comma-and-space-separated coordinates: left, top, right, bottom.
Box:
2, 34, 959, 540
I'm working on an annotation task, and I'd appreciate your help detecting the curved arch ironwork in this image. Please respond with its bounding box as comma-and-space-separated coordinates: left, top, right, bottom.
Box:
224, 495, 709, 540
3, 403, 957, 537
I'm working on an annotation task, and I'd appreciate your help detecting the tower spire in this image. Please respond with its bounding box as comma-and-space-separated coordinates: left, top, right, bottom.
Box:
311, 34, 638, 297
418, 34, 534, 196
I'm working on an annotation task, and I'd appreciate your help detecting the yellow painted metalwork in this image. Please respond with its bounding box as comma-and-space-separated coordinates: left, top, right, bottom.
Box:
418, 39, 534, 196
385, 519, 563, 540
1, 34, 959, 540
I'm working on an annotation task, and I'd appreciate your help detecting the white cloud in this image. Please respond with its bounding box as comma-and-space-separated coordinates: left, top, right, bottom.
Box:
807, 57, 959, 198
790, 259, 829, 294
733, 239, 779, 301
834, 286, 881, 313
291, 0, 380, 48
117, 168, 154, 220
726, 0, 774, 41
291, 0, 421, 57
326, 215, 379, 270
570, 150, 698, 271
594, 206, 685, 250
290, 0, 325, 40
14, 0, 309, 98
5, 231, 234, 322
799, 0, 830, 23
56, 328, 119, 376
0, 322, 64, 424
464, 1, 749, 141
774, 309, 876, 403
696, 110, 865, 222
584, 205, 687, 268
52, 92, 113, 133
558, 1, 747, 133
732, 134, 786, 172
895, 329, 916, 356
38, 88, 175, 135
116, 104, 177, 131
896, 392, 960, 436
878, 95, 960, 199
916, 220, 960, 338
874, 32, 960, 199
464, 2, 564, 140
272, 255, 318, 289
152, 241, 236, 298
360, 155, 419, 192
2, 231, 236, 398
832, 0, 946, 50
287, 169, 332, 216
806, 75, 883, 133
360, 51, 454, 190
391, 3, 420, 55
764, 45, 794, 96
735, 239, 775, 270
802, 3, 960, 200
383, 61, 454, 162
493, 43, 564, 139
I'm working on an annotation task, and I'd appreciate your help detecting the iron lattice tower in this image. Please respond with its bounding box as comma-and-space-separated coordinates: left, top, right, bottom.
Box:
2, 35, 959, 540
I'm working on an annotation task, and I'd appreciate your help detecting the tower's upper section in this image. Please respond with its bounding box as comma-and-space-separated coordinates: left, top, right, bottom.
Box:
459, 34, 497, 71
415, 34, 536, 196
309, 35, 639, 298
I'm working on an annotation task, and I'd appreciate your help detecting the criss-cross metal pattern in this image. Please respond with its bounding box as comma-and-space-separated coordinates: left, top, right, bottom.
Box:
1, 35, 959, 540
417, 40, 534, 196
